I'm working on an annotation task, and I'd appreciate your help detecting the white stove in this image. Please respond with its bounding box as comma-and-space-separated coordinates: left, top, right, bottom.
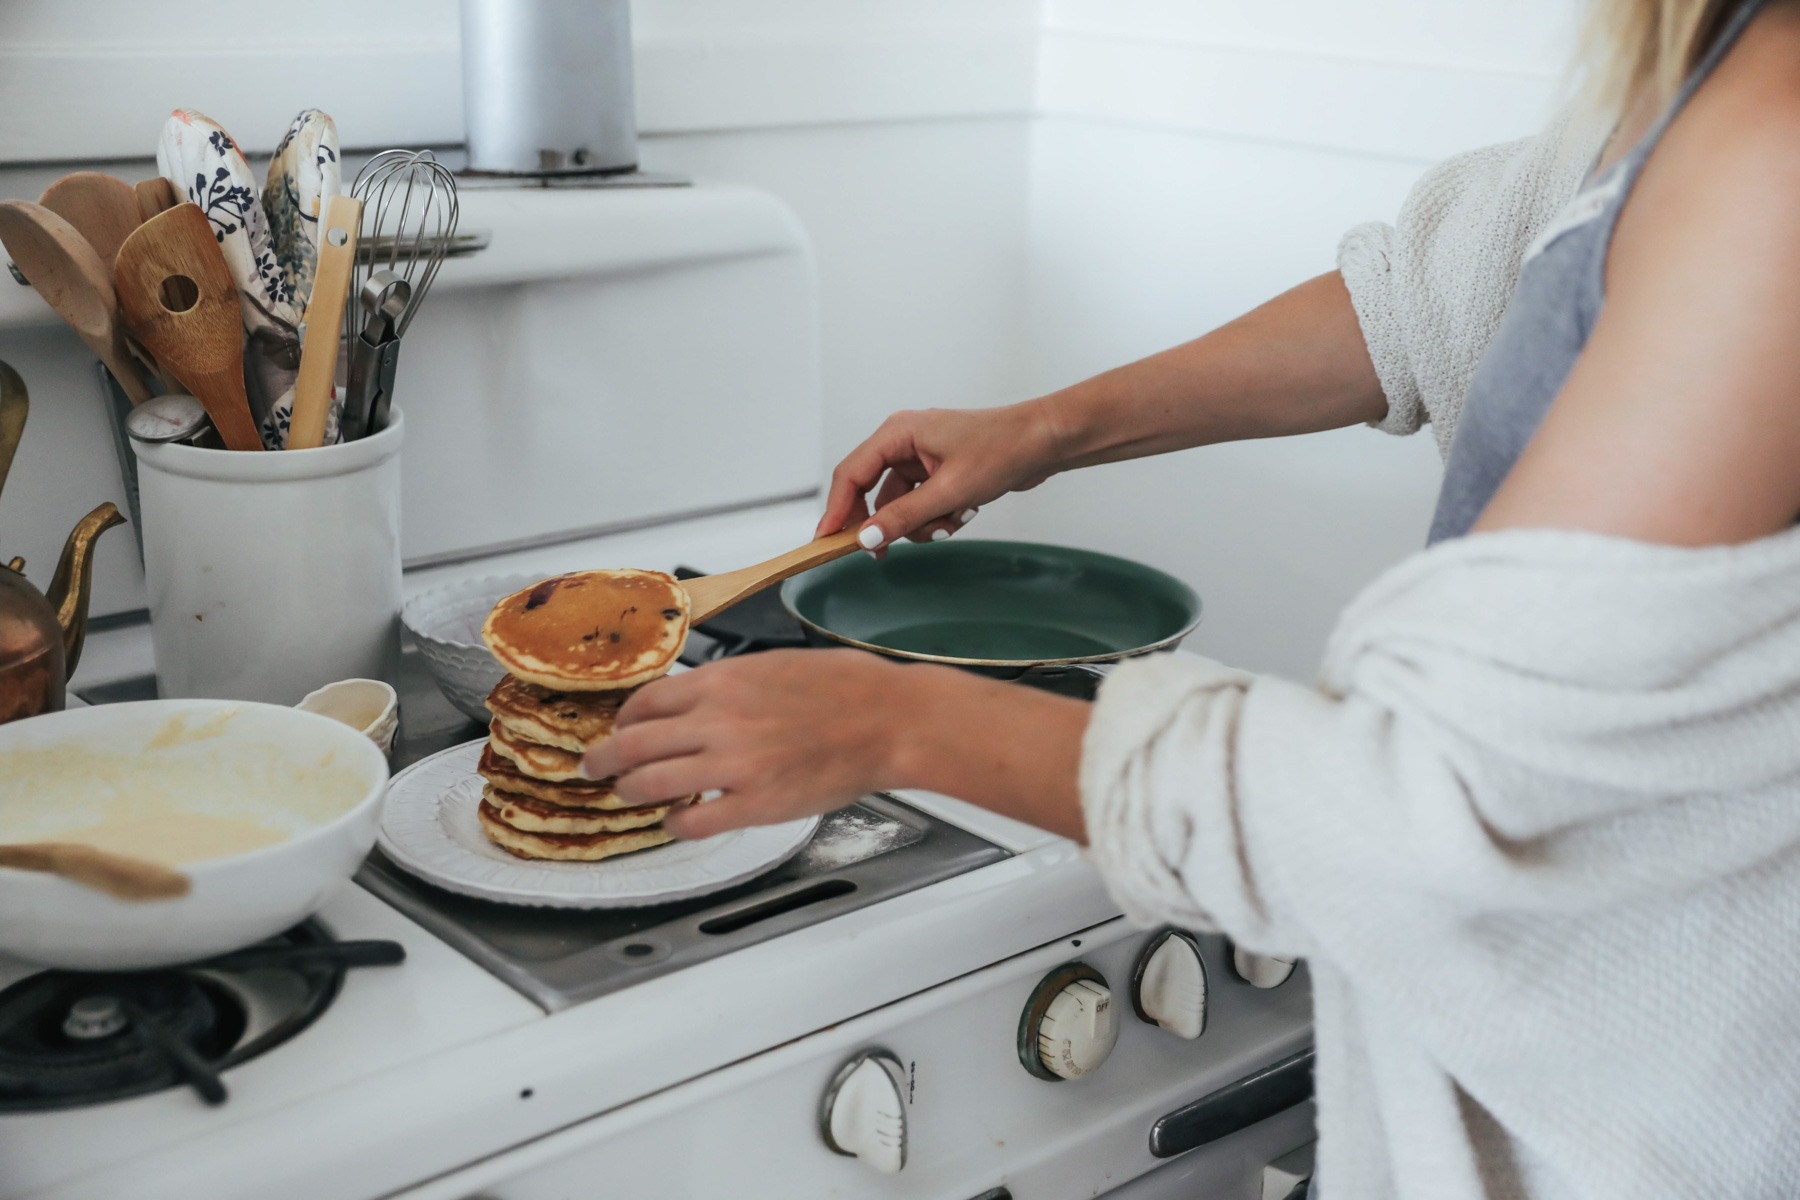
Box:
0, 179, 1314, 1199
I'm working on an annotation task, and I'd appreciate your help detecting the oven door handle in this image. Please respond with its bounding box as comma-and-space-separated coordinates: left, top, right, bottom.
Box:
1148, 1046, 1314, 1158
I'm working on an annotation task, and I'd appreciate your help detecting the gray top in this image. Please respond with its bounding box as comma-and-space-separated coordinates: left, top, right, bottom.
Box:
1427, 0, 1767, 543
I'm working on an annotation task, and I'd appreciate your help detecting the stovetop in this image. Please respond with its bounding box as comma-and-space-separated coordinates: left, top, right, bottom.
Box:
347, 579, 1009, 1012
0, 922, 405, 1112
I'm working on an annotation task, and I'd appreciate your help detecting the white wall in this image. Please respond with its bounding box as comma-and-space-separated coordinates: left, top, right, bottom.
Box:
0, 1, 1040, 626
0, 0, 1583, 680
979, 0, 1581, 677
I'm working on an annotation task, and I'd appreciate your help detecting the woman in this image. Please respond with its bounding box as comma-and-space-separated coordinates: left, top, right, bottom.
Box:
587, 1, 1800, 1194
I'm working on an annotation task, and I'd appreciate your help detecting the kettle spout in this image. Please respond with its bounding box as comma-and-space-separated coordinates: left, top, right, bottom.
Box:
46, 502, 125, 677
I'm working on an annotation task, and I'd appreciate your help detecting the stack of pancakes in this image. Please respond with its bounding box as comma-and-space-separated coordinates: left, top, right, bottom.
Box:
476, 569, 692, 861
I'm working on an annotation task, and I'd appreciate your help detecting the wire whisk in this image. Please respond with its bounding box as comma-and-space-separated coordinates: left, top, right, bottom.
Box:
345, 149, 460, 344
336, 149, 459, 439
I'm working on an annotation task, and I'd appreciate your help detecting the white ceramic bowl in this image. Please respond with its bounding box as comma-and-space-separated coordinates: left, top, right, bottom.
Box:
401, 573, 538, 722
297, 678, 400, 756
0, 699, 390, 969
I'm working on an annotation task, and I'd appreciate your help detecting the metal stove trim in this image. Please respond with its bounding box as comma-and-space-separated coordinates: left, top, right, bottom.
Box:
356, 793, 1010, 1013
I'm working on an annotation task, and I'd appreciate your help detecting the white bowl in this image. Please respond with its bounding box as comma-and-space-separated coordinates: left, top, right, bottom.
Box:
297, 678, 399, 756
0, 699, 390, 969
401, 573, 539, 722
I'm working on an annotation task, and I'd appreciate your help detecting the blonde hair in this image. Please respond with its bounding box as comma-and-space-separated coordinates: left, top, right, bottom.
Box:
1581, 0, 1737, 115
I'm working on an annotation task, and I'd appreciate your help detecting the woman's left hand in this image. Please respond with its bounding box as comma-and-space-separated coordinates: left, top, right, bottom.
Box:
582, 649, 910, 840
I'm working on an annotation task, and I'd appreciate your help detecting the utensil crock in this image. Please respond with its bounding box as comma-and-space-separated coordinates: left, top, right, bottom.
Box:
133, 411, 404, 704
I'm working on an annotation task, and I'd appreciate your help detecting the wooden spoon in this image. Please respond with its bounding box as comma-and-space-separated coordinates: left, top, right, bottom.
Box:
0, 358, 25, 501
0, 201, 154, 404
113, 204, 263, 452
0, 842, 190, 901
681, 528, 864, 623
39, 172, 141, 274
134, 176, 178, 224
286, 193, 362, 450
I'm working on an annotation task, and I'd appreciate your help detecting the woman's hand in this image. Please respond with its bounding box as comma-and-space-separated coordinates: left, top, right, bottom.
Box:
583, 650, 911, 839
583, 650, 1093, 843
815, 402, 1064, 549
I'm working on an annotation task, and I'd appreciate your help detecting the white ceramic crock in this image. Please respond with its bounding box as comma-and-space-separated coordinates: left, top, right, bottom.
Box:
0, 699, 390, 970
133, 411, 404, 705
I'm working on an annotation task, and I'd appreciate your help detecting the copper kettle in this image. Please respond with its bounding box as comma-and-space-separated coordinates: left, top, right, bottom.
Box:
0, 359, 124, 725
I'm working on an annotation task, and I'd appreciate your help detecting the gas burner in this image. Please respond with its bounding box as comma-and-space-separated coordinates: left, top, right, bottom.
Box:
0, 921, 404, 1112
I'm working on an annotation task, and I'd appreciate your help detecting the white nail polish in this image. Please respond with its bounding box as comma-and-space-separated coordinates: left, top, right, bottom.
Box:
930, 528, 950, 542
865, 549, 879, 559
858, 524, 884, 550
958, 508, 978, 524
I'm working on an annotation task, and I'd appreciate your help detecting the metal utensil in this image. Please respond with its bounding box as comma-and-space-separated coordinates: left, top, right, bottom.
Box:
339, 270, 410, 442
125, 394, 210, 444
0, 202, 155, 404
341, 150, 459, 438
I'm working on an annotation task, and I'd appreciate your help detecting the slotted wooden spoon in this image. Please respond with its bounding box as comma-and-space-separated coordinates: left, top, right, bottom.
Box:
0, 201, 154, 404
0, 843, 190, 901
113, 203, 263, 451
680, 528, 864, 623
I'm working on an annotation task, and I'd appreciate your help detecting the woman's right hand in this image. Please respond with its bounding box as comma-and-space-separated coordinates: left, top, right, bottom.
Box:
814, 401, 1064, 548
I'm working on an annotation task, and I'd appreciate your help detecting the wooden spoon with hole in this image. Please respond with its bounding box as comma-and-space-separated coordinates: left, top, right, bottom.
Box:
681, 528, 864, 623
0, 201, 154, 404
0, 843, 190, 901
113, 204, 263, 451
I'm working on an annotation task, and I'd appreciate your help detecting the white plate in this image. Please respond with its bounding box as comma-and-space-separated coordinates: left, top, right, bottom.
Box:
377, 739, 819, 908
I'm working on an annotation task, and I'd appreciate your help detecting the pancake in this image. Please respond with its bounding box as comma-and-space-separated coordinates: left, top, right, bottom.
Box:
487, 721, 587, 782
483, 570, 689, 691
478, 799, 673, 861
475, 744, 652, 809
482, 784, 669, 835
486, 674, 632, 752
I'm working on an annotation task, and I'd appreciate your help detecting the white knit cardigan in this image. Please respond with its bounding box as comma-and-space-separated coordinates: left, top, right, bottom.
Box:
1339, 105, 1607, 458
1079, 110, 1800, 1200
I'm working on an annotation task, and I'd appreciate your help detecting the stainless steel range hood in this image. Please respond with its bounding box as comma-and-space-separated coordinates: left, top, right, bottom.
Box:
460, 0, 638, 176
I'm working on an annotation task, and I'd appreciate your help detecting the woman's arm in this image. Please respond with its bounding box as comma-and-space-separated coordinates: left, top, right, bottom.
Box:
1476, 3, 1800, 545
821, 271, 1387, 547
582, 650, 1091, 842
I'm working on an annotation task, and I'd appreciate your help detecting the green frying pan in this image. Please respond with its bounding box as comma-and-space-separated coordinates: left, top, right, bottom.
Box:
780, 539, 1202, 697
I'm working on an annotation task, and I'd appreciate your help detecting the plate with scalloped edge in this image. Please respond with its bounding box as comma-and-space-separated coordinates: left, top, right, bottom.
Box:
377, 739, 820, 908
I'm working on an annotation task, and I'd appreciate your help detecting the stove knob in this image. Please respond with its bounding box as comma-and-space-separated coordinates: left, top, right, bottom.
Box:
819, 1049, 907, 1174
1230, 944, 1296, 989
1131, 930, 1208, 1039
1018, 963, 1119, 1081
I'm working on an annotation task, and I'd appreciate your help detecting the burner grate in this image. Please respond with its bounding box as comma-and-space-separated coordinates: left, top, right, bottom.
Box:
0, 922, 404, 1112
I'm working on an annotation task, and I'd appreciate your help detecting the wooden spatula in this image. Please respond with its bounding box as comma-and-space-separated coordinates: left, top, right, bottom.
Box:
286, 193, 361, 450
113, 203, 263, 452
0, 842, 190, 901
133, 176, 178, 224
0, 201, 154, 405
39, 172, 141, 274
680, 528, 864, 623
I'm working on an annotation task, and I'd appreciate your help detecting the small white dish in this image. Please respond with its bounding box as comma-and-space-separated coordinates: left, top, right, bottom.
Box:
378, 739, 818, 908
401, 573, 541, 722
296, 678, 399, 756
